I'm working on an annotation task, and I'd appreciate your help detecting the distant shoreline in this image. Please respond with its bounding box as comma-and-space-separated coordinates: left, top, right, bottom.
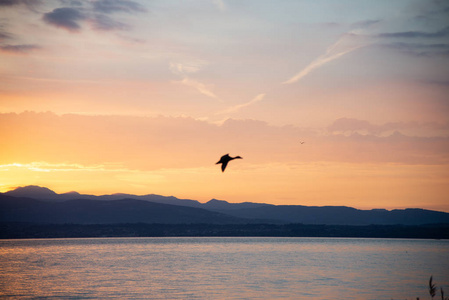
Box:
1, 223, 448, 240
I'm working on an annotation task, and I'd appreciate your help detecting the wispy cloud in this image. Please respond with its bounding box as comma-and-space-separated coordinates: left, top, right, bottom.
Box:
170, 60, 220, 100
381, 42, 449, 57
350, 19, 381, 29
0, 44, 40, 54
92, 0, 146, 14
177, 78, 219, 99
328, 117, 449, 137
377, 26, 449, 39
212, 0, 226, 12
0, 162, 122, 173
0, 11, 39, 53
0, 31, 11, 41
283, 34, 367, 85
91, 14, 130, 31
217, 93, 265, 115
169, 61, 206, 76
0, 0, 41, 10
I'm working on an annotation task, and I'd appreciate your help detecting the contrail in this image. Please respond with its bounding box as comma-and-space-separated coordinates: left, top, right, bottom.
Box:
283, 34, 366, 85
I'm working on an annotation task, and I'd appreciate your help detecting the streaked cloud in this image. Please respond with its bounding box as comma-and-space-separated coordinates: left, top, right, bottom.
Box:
92, 0, 146, 14
169, 61, 207, 76
350, 19, 381, 29
381, 42, 449, 57
169, 60, 219, 100
0, 44, 40, 53
283, 34, 367, 85
0, 18, 40, 53
328, 117, 449, 137
0, 162, 119, 172
60, 0, 83, 6
377, 26, 449, 39
0, 0, 22, 5
0, 31, 11, 41
217, 93, 265, 115
177, 78, 219, 99
92, 14, 130, 31
0, 0, 41, 9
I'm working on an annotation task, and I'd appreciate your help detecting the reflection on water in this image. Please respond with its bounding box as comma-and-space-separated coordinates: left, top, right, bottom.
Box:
1, 237, 448, 299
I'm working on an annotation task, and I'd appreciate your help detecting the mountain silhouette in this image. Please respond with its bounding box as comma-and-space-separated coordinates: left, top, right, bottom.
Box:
5, 186, 204, 207
0, 194, 258, 224
206, 205, 449, 226
2, 186, 449, 225
5, 185, 58, 198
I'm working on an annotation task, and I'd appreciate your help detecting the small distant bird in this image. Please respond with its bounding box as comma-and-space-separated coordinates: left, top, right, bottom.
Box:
216, 153, 242, 172
300, 141, 305, 144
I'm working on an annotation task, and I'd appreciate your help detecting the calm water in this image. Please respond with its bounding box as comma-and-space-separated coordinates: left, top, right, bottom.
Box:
1, 237, 448, 299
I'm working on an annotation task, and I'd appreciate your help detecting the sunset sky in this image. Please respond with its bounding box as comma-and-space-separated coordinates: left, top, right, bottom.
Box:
1, 0, 448, 211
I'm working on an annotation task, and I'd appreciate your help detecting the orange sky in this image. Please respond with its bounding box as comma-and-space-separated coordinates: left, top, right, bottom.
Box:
1, 1, 448, 211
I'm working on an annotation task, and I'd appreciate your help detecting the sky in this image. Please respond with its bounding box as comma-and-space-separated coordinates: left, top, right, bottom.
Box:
1, 0, 449, 212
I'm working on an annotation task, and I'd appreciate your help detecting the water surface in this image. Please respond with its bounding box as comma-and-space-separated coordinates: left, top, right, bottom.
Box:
1, 237, 448, 299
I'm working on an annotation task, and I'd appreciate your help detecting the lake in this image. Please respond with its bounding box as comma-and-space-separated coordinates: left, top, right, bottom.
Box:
1, 237, 448, 299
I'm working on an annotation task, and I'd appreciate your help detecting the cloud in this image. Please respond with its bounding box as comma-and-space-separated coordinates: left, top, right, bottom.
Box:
328, 118, 376, 134
377, 26, 449, 39
283, 34, 367, 84
217, 93, 265, 115
381, 42, 449, 57
1, 112, 448, 169
0, 30, 12, 41
424, 79, 449, 86
350, 19, 381, 29
177, 78, 219, 99
212, 0, 226, 12
0, 0, 41, 8
59, 0, 83, 6
169, 61, 206, 76
42, 1, 146, 33
0, 162, 125, 173
328, 117, 449, 137
92, 0, 146, 14
169, 60, 219, 100
43, 7, 86, 32
92, 14, 130, 31
0, 16, 41, 54
0, 0, 20, 5
0, 44, 40, 53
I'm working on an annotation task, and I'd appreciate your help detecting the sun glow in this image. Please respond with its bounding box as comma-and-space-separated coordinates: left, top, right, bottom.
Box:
2, 160, 449, 212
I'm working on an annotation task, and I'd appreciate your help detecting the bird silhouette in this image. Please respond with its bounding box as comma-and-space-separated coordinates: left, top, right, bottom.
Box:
216, 154, 242, 172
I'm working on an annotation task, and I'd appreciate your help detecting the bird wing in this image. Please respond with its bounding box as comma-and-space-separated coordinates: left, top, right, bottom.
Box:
221, 161, 228, 172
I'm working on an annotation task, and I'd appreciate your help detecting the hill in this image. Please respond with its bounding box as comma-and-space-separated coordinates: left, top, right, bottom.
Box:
210, 205, 449, 226
0, 194, 256, 224
2, 186, 449, 225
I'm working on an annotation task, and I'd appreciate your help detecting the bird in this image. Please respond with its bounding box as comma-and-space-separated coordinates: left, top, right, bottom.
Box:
216, 153, 242, 172
300, 141, 305, 144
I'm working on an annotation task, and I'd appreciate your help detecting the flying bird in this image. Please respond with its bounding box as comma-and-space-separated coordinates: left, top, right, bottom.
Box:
216, 154, 242, 172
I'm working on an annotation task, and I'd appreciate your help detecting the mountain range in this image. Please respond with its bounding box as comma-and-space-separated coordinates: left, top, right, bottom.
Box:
1, 185, 449, 225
